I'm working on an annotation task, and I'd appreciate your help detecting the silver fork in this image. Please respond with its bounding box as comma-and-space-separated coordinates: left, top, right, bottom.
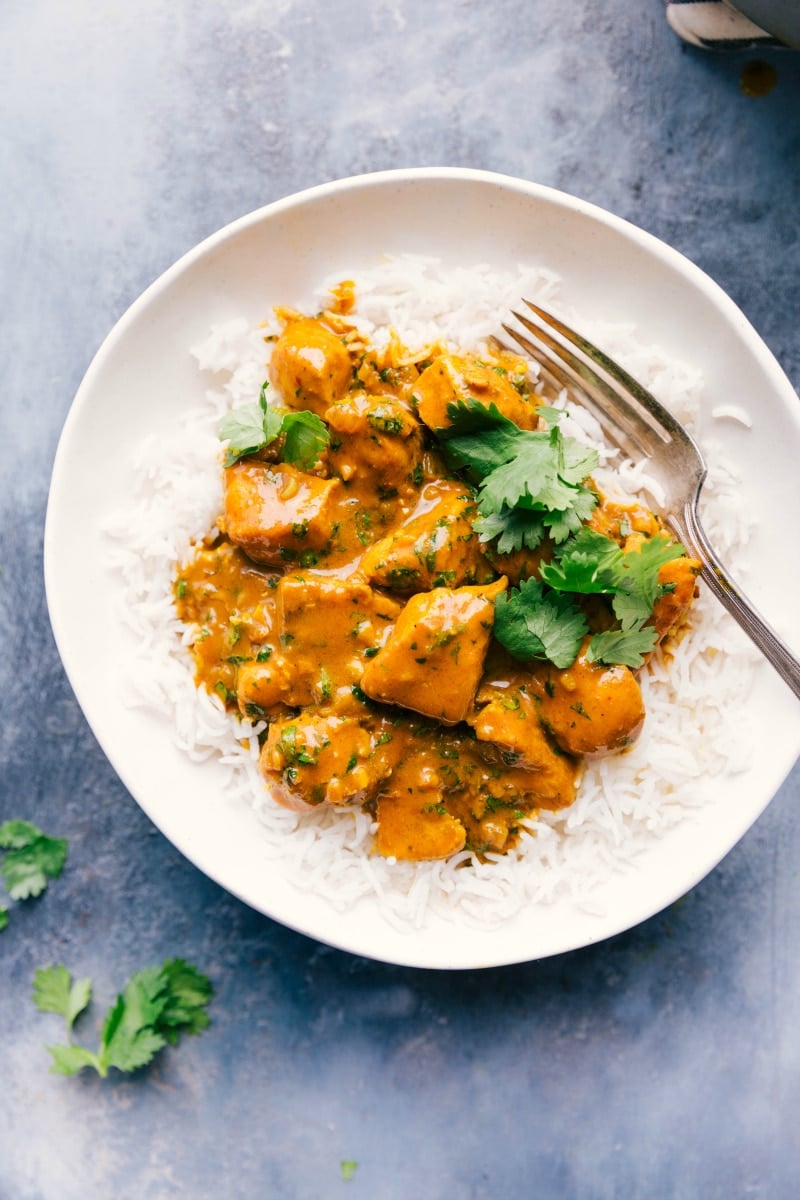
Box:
501, 299, 800, 700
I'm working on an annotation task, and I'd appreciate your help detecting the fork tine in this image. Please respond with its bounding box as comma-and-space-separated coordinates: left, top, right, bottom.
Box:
523, 300, 673, 421
520, 299, 695, 446
511, 316, 652, 457
489, 332, 573, 401
509, 305, 669, 460
500, 321, 647, 461
502, 319, 645, 459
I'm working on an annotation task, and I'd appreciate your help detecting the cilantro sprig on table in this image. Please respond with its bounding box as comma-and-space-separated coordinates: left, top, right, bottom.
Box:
218, 380, 329, 469
0, 820, 212, 1076
32, 959, 213, 1077
0, 819, 68, 915
435, 402, 685, 670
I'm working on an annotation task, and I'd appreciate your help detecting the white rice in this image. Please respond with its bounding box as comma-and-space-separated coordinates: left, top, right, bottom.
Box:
105, 255, 759, 930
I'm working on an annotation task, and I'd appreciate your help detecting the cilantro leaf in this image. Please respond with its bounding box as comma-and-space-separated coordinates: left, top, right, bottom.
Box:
473, 508, 547, 555
437, 401, 598, 550
341, 1161, 359, 1182
540, 527, 622, 594
541, 529, 686, 652
156, 958, 214, 1042
0, 819, 43, 849
441, 400, 526, 475
219, 381, 284, 466
218, 403, 283, 465
556, 433, 599, 486
542, 487, 598, 543
0, 906, 7, 932
219, 380, 329, 469
0, 821, 67, 901
477, 436, 558, 513
494, 578, 588, 669
280, 410, 330, 470
33, 959, 213, 1077
47, 1044, 102, 1077
491, 528, 681, 669
535, 405, 565, 429
479, 423, 598, 520
588, 625, 659, 669
610, 536, 686, 628
434, 398, 689, 670
99, 966, 169, 1074
610, 588, 651, 632
33, 965, 92, 1033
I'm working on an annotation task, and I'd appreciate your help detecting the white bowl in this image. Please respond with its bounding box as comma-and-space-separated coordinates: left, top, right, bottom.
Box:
45, 168, 800, 969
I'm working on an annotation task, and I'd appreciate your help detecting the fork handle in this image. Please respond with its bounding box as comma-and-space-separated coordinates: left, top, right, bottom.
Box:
673, 501, 800, 701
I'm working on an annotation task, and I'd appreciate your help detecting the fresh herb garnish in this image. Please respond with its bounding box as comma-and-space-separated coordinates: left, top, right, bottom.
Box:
439, 400, 598, 551
538, 526, 622, 595
219, 380, 329, 469
218, 382, 283, 464
472, 508, 547, 555
494, 530, 685, 669
32, 964, 92, 1036
281, 409, 331, 469
544, 528, 684, 665
586, 626, 659, 669
367, 408, 404, 434
318, 667, 333, 701
494, 578, 589, 670
0, 820, 68, 902
32, 959, 212, 1077
431, 398, 687, 668
605, 536, 686, 629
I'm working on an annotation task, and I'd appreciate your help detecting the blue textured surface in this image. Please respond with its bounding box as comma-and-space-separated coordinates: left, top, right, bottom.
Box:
2, 2, 800, 1197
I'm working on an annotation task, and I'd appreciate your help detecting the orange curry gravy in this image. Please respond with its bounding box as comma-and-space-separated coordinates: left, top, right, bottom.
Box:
175, 305, 700, 862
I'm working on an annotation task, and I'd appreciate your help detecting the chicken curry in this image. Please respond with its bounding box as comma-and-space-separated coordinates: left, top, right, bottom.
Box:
175, 295, 700, 862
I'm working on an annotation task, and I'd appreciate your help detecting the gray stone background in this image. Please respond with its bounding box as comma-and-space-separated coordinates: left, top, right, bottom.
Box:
2, 1, 800, 1197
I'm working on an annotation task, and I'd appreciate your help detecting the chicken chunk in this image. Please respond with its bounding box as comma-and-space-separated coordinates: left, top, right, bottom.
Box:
262, 712, 390, 810
269, 317, 352, 417
222, 461, 343, 566
414, 353, 539, 432
467, 680, 577, 809
374, 758, 467, 861
651, 554, 701, 641
588, 496, 661, 544
360, 577, 507, 725
236, 653, 295, 719
274, 574, 401, 705
324, 392, 423, 493
532, 638, 645, 756
360, 480, 494, 593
